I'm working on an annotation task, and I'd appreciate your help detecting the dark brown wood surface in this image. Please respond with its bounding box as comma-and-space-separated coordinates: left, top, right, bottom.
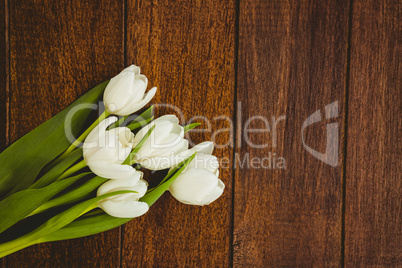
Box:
122, 0, 235, 267
0, 0, 7, 153
234, 0, 349, 266
0, 0, 400, 267
4, 0, 124, 267
0, 1, 6, 267
344, 0, 401, 266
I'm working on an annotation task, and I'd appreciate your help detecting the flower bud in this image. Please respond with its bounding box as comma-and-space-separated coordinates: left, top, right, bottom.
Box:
104, 65, 157, 116
83, 117, 138, 180
169, 153, 224, 206
132, 115, 214, 170
97, 176, 149, 218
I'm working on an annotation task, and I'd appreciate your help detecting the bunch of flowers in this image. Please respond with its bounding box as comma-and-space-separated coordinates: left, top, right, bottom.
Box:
0, 65, 224, 257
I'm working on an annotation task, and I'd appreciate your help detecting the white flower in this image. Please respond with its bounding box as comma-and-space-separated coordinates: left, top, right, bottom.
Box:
104, 65, 157, 116
132, 115, 214, 170
97, 175, 149, 218
83, 117, 139, 180
169, 152, 224, 206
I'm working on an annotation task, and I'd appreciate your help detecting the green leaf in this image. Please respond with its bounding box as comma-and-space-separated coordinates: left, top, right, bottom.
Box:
127, 117, 153, 131
29, 148, 83, 189
38, 211, 131, 242
108, 105, 154, 130
0, 173, 90, 233
183, 123, 201, 132
107, 115, 128, 130
0, 81, 108, 198
31, 176, 107, 216
33, 153, 197, 244
127, 105, 154, 130
5, 143, 196, 249
140, 152, 197, 206
136, 105, 154, 122
0, 190, 135, 258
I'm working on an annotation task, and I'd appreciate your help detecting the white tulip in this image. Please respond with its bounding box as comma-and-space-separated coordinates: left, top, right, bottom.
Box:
131, 115, 214, 170
83, 117, 139, 180
104, 65, 157, 116
169, 153, 224, 206
97, 176, 149, 218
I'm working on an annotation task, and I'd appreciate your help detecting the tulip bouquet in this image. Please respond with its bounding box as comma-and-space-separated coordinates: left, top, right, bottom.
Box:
0, 65, 224, 257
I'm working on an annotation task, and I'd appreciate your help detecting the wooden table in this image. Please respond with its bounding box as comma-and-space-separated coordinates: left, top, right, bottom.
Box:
0, 0, 400, 267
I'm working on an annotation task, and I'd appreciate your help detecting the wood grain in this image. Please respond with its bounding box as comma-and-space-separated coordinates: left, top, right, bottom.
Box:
344, 0, 401, 266
0, 1, 7, 267
0, 0, 7, 153
0, 0, 400, 266
234, 0, 350, 266
5, 0, 124, 266
122, 0, 236, 267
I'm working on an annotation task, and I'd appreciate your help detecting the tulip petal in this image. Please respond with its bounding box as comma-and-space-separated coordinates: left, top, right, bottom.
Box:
108, 179, 148, 202
123, 65, 140, 75
84, 118, 136, 179
114, 87, 157, 116
97, 173, 144, 197
200, 179, 225, 205
104, 72, 134, 114
98, 178, 148, 202
83, 117, 118, 150
132, 114, 180, 146
155, 114, 180, 124
87, 161, 138, 180
138, 132, 188, 159
133, 117, 177, 147
190, 141, 214, 155
107, 127, 134, 147
84, 132, 128, 164
176, 141, 214, 161
185, 153, 219, 174
128, 75, 148, 103
105, 127, 134, 161
169, 168, 220, 205
137, 140, 189, 170
98, 200, 149, 218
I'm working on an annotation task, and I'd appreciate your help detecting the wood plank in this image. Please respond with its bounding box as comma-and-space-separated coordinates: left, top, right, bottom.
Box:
0, 0, 7, 153
122, 0, 236, 266
5, 0, 124, 266
0, 0, 7, 267
234, 0, 349, 266
345, 0, 401, 266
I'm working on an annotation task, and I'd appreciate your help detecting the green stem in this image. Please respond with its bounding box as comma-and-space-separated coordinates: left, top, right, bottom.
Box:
0, 237, 38, 258
127, 117, 153, 131
107, 115, 128, 129
0, 190, 132, 258
56, 160, 86, 181
59, 110, 110, 159
28, 175, 105, 217
134, 164, 142, 170
0, 204, 99, 258
79, 203, 98, 217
